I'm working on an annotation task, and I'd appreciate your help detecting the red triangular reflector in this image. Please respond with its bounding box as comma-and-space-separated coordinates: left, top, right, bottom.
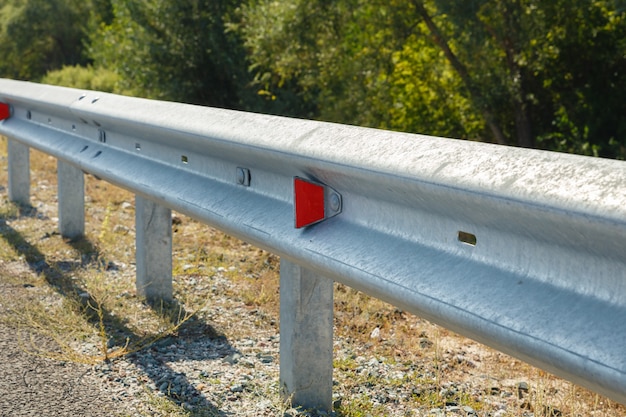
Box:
294, 177, 325, 228
0, 103, 10, 121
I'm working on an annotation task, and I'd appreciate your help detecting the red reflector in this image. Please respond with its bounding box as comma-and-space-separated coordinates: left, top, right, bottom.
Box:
0, 103, 10, 121
294, 177, 326, 228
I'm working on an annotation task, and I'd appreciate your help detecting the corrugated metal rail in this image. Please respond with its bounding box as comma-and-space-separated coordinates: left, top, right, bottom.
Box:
0, 79, 625, 409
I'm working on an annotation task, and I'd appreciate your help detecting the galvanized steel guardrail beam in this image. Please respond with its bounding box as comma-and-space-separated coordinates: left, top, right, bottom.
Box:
0, 79, 625, 409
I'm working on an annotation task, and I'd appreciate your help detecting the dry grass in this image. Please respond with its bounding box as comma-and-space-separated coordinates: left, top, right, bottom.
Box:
0, 136, 624, 417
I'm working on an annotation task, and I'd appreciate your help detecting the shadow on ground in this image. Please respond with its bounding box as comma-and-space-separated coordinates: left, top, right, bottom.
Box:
0, 202, 235, 416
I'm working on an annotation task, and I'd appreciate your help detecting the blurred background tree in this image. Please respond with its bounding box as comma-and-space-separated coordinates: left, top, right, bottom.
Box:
0, 0, 96, 80
88, 0, 255, 108
0, 0, 624, 158
236, 0, 626, 157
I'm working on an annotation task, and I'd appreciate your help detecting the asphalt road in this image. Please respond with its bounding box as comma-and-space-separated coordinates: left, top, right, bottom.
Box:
0, 282, 122, 417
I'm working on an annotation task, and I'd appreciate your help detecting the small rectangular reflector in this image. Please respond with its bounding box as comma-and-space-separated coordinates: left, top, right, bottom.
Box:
294, 177, 326, 228
0, 103, 10, 121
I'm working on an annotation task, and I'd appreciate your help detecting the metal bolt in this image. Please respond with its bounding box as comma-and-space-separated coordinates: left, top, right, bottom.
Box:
329, 193, 341, 213
236, 168, 244, 184
237, 167, 251, 186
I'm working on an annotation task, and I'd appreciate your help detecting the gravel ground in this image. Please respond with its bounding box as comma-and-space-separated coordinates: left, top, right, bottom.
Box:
0, 269, 285, 417
0, 261, 603, 417
0, 259, 495, 417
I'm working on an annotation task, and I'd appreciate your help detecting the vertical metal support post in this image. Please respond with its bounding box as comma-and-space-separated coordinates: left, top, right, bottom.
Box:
135, 195, 173, 302
7, 139, 30, 205
57, 160, 84, 239
280, 258, 334, 411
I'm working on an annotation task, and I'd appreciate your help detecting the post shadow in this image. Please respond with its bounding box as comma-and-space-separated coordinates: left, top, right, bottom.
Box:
0, 207, 232, 416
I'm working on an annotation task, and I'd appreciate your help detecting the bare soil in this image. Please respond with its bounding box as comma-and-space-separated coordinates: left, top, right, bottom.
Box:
0, 283, 125, 417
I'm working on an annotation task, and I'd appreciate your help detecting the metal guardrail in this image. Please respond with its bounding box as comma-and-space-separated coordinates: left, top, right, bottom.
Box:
0, 78, 625, 409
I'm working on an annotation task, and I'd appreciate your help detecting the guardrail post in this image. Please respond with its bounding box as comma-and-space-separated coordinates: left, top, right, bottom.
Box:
7, 139, 30, 205
57, 161, 84, 239
279, 259, 334, 411
135, 195, 173, 301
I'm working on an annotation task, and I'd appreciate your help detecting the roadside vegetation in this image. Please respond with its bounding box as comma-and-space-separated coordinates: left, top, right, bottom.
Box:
0, 0, 625, 158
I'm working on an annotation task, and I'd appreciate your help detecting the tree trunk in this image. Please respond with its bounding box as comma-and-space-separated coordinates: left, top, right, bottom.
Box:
481, 1, 534, 148
514, 100, 534, 148
412, 0, 509, 146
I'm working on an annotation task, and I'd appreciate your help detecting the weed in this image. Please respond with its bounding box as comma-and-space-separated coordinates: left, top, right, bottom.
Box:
139, 390, 192, 417
334, 356, 359, 372
336, 393, 392, 417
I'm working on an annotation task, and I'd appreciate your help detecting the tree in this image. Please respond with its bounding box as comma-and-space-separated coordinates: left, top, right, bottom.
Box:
237, 0, 626, 158
421, 0, 626, 156
529, 0, 626, 157
89, 0, 258, 109
235, 0, 484, 138
0, 0, 96, 80
41, 65, 118, 92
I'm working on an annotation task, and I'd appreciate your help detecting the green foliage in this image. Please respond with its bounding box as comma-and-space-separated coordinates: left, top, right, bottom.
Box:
89, 0, 257, 108
234, 0, 482, 138
236, 0, 626, 158
41, 65, 118, 92
0, 0, 623, 158
0, 0, 96, 80
431, 0, 626, 156
531, 1, 626, 158
387, 32, 485, 140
